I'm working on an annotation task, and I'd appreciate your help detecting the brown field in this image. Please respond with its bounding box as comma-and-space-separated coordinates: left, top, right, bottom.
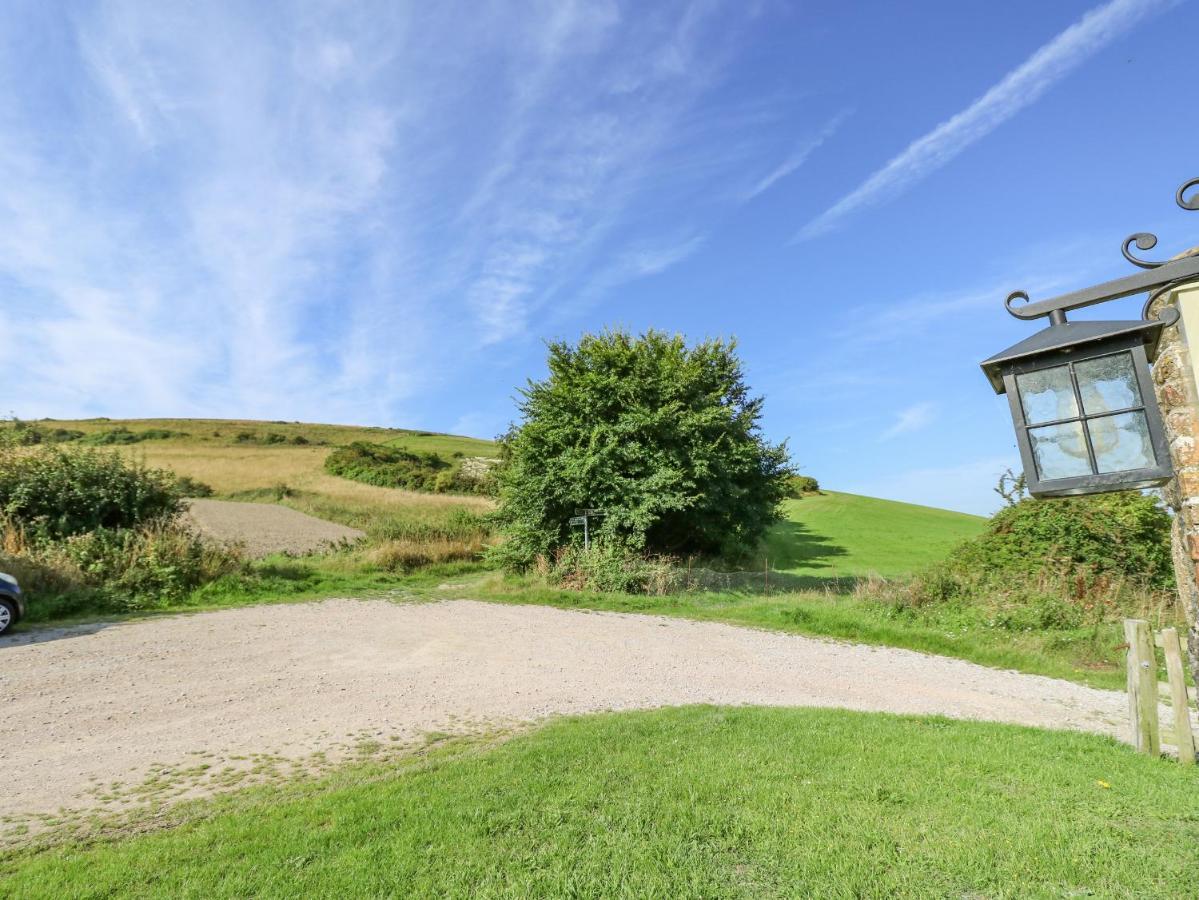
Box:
19, 419, 497, 540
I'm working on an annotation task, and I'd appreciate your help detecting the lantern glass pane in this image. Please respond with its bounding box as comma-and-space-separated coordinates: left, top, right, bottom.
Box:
1028, 421, 1092, 480
1016, 365, 1077, 424
1089, 411, 1155, 473
1073, 352, 1140, 415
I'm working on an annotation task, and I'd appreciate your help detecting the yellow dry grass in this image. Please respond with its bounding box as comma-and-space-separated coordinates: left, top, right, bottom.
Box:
117, 445, 329, 494
114, 436, 494, 535
367, 536, 490, 571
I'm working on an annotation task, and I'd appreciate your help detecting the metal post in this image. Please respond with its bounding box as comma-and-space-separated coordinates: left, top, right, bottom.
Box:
583, 514, 589, 551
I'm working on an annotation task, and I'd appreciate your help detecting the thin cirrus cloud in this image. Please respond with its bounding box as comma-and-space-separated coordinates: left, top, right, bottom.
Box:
741, 108, 853, 202
880, 402, 937, 441
795, 0, 1175, 242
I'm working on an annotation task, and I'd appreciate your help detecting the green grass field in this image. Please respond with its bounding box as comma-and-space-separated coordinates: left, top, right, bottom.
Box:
5, 706, 1195, 898
760, 491, 985, 579
28, 417, 499, 458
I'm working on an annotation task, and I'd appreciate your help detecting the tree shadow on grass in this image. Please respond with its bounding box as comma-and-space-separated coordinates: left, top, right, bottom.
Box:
678, 521, 861, 595
764, 520, 849, 572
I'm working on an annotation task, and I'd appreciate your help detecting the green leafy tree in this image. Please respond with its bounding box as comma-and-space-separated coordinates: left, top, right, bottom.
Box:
492, 329, 792, 569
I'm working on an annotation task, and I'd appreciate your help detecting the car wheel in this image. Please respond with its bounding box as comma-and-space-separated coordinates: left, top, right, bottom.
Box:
0, 599, 15, 636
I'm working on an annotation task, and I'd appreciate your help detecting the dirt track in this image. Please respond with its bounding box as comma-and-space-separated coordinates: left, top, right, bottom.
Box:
1, 597, 1158, 826
184, 498, 363, 556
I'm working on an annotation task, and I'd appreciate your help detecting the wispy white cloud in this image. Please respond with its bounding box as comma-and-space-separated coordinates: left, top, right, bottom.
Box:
458, 3, 757, 345
742, 108, 852, 201
796, 0, 1173, 241
0, 1, 846, 424
880, 402, 936, 440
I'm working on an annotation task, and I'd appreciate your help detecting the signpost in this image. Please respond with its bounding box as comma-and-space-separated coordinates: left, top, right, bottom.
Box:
568, 509, 604, 549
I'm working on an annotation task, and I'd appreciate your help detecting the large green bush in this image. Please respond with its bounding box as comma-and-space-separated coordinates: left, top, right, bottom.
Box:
0, 439, 245, 616
0, 443, 183, 540
492, 329, 792, 570
2, 419, 84, 445
325, 442, 452, 491
79, 426, 182, 445
949, 492, 1172, 588
905, 491, 1174, 629
785, 475, 819, 497
324, 442, 494, 495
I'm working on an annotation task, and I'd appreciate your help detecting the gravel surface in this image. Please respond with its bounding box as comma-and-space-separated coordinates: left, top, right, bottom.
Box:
184, 498, 364, 556
1, 598, 1164, 825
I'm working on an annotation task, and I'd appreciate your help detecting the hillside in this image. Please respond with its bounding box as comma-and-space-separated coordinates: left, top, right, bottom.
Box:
12, 420, 982, 579
761, 491, 986, 579
11, 418, 499, 540
20, 418, 498, 495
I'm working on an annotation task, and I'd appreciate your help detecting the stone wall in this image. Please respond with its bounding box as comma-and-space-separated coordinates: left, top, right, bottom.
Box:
1147, 270, 1199, 675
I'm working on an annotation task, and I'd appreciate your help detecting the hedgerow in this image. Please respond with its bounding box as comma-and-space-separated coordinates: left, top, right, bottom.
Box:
324, 443, 495, 495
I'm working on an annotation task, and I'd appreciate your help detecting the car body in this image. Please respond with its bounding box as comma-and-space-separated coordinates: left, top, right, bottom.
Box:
0, 573, 24, 635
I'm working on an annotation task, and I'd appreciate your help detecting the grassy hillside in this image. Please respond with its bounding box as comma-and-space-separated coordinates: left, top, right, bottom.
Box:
761, 491, 985, 579
18, 418, 498, 534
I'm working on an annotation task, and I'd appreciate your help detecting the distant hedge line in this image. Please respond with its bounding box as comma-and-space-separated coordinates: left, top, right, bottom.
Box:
324, 442, 496, 496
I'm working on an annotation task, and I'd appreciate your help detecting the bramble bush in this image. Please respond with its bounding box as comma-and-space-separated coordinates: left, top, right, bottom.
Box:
785, 475, 819, 497
79, 426, 183, 445
0, 441, 183, 540
900, 491, 1175, 630
1, 419, 84, 444
324, 442, 495, 495
491, 329, 792, 575
0, 437, 243, 615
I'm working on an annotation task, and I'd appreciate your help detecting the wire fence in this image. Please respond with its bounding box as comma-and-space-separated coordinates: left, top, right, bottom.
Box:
647, 564, 874, 596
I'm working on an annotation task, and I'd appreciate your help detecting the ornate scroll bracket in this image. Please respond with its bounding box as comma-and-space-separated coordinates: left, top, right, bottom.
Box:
1005, 176, 1199, 322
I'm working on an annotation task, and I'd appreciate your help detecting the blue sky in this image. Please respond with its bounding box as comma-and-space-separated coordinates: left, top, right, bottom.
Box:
3, 0, 1197, 515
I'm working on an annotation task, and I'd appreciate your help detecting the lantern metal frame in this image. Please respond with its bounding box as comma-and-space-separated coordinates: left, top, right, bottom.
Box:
992, 329, 1173, 497
980, 175, 1199, 499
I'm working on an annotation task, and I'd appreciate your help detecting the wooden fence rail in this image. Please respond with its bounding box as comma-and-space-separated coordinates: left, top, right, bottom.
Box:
1124, 618, 1196, 764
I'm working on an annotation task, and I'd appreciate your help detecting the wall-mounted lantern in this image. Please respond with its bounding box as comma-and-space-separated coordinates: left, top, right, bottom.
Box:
981, 310, 1176, 497
981, 176, 1199, 499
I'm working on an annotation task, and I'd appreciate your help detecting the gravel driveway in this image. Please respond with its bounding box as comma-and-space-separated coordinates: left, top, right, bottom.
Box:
184, 498, 363, 556
0, 598, 1155, 826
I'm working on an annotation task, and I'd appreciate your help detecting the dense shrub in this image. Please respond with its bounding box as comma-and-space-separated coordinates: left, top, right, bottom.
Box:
949, 492, 1172, 588
324, 443, 492, 495
174, 476, 215, 498
492, 329, 792, 571
0, 443, 183, 540
785, 475, 820, 497
0, 518, 244, 614
903, 491, 1174, 629
79, 427, 182, 445
325, 442, 450, 491
2, 420, 84, 445
0, 439, 245, 615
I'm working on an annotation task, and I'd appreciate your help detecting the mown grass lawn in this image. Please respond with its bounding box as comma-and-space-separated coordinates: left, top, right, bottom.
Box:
760, 491, 986, 579
5, 707, 1195, 898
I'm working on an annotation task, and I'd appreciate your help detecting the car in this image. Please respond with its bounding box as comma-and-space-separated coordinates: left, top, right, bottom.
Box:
0, 573, 24, 635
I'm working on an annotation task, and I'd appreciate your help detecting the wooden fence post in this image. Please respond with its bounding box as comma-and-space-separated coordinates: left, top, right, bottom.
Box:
1160, 627, 1196, 765
1124, 619, 1160, 757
